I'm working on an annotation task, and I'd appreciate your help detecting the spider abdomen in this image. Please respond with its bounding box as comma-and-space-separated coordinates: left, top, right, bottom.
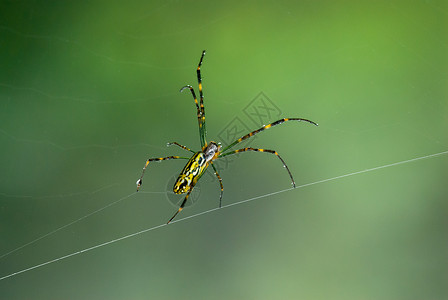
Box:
173, 152, 208, 194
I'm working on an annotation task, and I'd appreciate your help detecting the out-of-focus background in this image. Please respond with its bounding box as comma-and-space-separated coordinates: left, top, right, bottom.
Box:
1, 1, 447, 299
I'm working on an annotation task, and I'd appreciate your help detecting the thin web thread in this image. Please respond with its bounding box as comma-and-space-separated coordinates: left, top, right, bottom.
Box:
0, 191, 132, 260
1, 150, 447, 281
0, 190, 166, 260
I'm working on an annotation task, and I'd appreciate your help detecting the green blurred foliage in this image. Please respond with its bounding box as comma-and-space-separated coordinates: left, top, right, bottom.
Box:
0, 0, 447, 299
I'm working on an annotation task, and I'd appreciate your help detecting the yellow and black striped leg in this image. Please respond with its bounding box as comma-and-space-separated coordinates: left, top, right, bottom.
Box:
180, 85, 205, 147
210, 162, 224, 208
167, 186, 195, 224
136, 156, 189, 191
167, 142, 195, 154
197, 50, 206, 145
221, 118, 318, 153
219, 147, 296, 188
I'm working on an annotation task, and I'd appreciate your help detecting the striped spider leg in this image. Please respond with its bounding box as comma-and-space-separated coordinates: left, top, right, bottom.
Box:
180, 50, 207, 148
179, 86, 204, 148
167, 142, 195, 154
210, 162, 224, 207
219, 147, 295, 186
167, 181, 197, 224
217, 118, 318, 187
136, 156, 190, 191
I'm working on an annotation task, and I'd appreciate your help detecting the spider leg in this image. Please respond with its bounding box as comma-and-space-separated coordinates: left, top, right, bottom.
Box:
167, 186, 195, 224
218, 147, 296, 188
167, 142, 195, 154
136, 156, 189, 191
197, 50, 207, 146
210, 162, 224, 208
179, 51, 207, 148
180, 85, 205, 147
220, 118, 318, 153
197, 51, 206, 119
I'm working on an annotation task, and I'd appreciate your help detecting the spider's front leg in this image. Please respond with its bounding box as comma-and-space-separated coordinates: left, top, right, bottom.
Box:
136, 156, 189, 191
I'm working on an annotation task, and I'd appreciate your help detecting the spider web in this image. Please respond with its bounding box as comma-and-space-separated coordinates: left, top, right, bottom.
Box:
1, 1, 447, 299
1, 150, 447, 281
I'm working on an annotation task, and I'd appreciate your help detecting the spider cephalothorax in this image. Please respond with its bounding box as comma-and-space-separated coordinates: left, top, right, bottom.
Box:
136, 51, 317, 224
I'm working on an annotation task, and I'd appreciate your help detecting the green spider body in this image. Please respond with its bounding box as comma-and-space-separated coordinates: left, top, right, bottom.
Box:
174, 142, 220, 194
136, 50, 318, 224
174, 152, 206, 194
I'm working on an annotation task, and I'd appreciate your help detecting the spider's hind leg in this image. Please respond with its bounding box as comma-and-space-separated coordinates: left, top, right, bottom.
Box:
210, 162, 224, 208
167, 187, 195, 224
219, 147, 296, 188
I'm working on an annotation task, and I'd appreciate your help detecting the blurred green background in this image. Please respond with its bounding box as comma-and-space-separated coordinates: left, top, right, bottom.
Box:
1, 1, 447, 299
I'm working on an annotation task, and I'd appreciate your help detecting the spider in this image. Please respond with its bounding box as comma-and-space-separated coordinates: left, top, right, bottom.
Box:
136, 50, 318, 224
